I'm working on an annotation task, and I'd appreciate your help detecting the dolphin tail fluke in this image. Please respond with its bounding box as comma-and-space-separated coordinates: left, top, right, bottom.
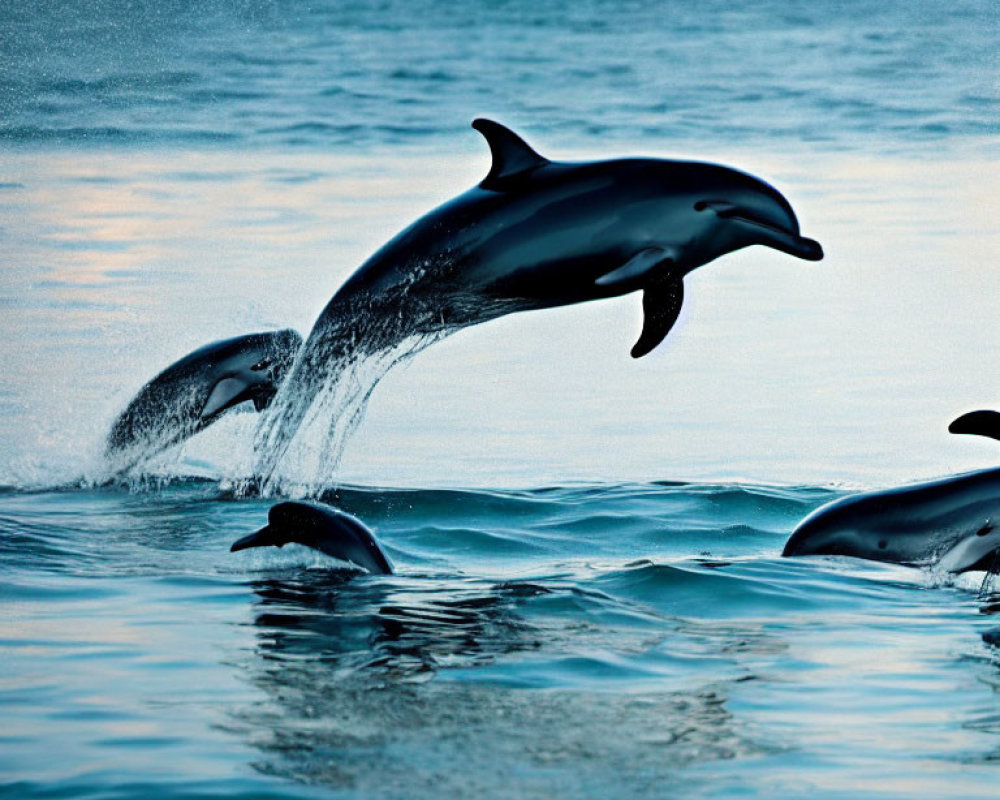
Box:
949, 410, 1000, 443
631, 273, 684, 359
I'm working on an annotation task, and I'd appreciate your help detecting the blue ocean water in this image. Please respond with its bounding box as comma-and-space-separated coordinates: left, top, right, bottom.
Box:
2, 1, 999, 798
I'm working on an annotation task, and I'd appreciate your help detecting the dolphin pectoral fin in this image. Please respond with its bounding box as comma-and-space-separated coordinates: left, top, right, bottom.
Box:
949, 410, 1000, 443
201, 377, 253, 419
596, 247, 674, 288
631, 273, 685, 358
472, 118, 550, 190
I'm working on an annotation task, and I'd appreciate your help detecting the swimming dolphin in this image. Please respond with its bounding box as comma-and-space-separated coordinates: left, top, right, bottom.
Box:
783, 469, 1000, 574
256, 119, 823, 479
106, 329, 302, 471
230, 501, 393, 574
949, 410, 1000, 442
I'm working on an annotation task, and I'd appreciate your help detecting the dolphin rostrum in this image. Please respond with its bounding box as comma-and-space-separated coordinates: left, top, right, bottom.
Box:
231, 501, 393, 575
256, 120, 823, 483
106, 329, 302, 472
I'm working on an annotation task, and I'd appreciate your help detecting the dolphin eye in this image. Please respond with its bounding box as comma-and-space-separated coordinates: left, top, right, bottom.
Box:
976, 523, 993, 537
251, 358, 273, 372
693, 201, 708, 212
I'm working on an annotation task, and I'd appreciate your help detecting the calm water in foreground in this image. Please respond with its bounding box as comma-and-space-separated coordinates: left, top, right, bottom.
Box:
2, 1, 999, 797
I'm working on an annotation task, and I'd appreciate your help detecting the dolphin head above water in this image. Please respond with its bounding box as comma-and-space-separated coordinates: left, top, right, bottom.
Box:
625, 159, 823, 274
783, 469, 1000, 574
231, 501, 393, 575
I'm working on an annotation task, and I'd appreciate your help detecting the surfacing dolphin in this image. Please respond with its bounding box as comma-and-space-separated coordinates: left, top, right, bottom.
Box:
106, 329, 302, 472
784, 417, 1000, 574
231, 501, 393, 575
256, 119, 823, 482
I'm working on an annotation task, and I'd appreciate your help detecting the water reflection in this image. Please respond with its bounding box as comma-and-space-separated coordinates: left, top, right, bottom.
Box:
247, 573, 548, 678
228, 569, 769, 795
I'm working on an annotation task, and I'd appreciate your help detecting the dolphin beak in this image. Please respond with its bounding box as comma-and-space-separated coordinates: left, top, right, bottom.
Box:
699, 202, 823, 262
777, 234, 823, 261
230, 524, 278, 552
741, 219, 823, 261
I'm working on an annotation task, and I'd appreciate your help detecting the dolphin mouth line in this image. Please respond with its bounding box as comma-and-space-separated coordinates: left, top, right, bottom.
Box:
727, 213, 824, 261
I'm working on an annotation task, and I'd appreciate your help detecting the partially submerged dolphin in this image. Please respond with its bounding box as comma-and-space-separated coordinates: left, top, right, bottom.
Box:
257, 119, 823, 479
231, 501, 393, 575
784, 417, 1000, 573
106, 329, 302, 471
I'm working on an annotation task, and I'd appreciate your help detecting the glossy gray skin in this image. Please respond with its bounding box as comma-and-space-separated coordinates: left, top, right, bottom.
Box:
106, 329, 302, 471
231, 501, 393, 575
783, 468, 1000, 573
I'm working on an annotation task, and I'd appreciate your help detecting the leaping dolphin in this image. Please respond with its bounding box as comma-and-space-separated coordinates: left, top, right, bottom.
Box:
106, 329, 302, 472
783, 416, 1000, 574
257, 119, 823, 480
320, 119, 822, 359
231, 501, 393, 575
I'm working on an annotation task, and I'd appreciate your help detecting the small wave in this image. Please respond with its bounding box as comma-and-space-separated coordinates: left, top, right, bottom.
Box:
0, 126, 241, 144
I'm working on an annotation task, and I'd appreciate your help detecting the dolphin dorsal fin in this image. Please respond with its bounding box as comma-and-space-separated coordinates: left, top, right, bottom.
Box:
949, 410, 1000, 442
472, 118, 549, 190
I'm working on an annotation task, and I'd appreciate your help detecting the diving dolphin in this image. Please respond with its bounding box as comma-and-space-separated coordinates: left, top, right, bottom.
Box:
106, 329, 302, 472
256, 119, 822, 479
783, 469, 1000, 574
231, 501, 393, 574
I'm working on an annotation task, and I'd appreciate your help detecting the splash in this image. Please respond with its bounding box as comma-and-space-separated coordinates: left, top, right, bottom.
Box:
252, 330, 449, 497
251, 286, 525, 497
247, 282, 529, 497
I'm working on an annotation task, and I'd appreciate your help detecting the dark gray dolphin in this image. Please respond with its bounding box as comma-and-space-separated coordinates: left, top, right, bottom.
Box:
231, 501, 393, 575
258, 119, 822, 475
106, 329, 302, 471
313, 118, 821, 359
949, 410, 1000, 442
783, 469, 1000, 574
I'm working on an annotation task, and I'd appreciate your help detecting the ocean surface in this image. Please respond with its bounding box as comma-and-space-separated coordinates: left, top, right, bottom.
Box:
2, 1, 999, 798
